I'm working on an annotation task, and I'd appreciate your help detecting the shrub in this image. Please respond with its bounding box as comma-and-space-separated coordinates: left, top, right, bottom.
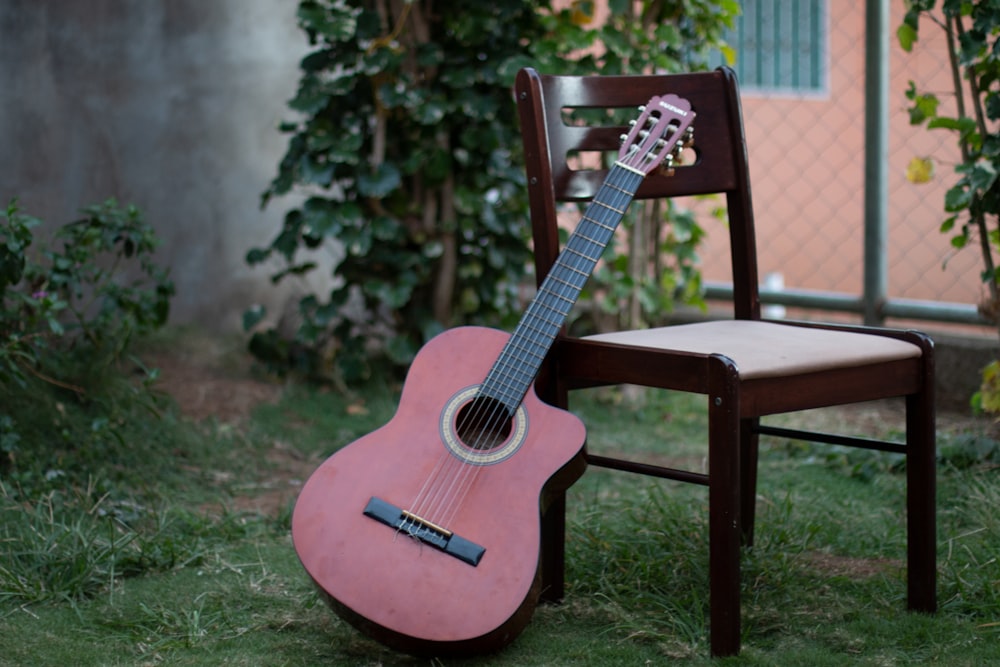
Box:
0, 198, 174, 472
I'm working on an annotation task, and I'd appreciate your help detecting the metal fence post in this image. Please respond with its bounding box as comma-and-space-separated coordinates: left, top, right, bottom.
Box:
863, 0, 889, 326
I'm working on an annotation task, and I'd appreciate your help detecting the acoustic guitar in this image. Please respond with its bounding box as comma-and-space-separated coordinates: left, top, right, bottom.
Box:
291, 93, 695, 656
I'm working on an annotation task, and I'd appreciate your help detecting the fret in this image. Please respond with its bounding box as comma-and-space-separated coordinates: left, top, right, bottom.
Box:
593, 200, 627, 216
560, 264, 591, 279
604, 182, 632, 195
527, 296, 567, 318
525, 308, 563, 329
545, 290, 576, 306
487, 361, 536, 385
545, 276, 586, 297
524, 302, 571, 331
503, 337, 546, 360
570, 229, 607, 246
580, 213, 618, 232
546, 274, 579, 289
563, 245, 604, 263
513, 317, 560, 343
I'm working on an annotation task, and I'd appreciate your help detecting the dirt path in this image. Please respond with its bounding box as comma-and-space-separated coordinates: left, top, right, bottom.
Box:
141, 334, 312, 517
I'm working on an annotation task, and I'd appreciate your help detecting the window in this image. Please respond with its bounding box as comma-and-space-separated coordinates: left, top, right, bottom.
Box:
722, 0, 828, 95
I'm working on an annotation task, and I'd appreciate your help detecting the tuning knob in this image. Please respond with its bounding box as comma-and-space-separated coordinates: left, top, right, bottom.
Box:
682, 127, 695, 147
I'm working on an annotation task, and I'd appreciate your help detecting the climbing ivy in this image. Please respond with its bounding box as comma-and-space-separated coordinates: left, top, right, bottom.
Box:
247, 0, 736, 383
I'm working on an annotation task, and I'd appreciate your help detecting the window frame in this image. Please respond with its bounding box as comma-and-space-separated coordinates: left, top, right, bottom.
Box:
723, 0, 830, 99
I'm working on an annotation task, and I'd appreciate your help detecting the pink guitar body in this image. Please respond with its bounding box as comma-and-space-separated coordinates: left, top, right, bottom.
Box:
291, 326, 587, 656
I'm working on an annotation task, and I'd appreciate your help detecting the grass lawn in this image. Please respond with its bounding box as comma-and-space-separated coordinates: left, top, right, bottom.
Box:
1, 334, 998, 665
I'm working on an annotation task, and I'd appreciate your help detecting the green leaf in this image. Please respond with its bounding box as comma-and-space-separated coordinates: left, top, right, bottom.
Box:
356, 8, 383, 40
384, 334, 418, 365
897, 23, 918, 52
299, 155, 334, 186
945, 184, 972, 211
245, 247, 270, 265
927, 116, 977, 137
371, 216, 401, 241
0, 248, 25, 291
298, 2, 357, 42
967, 161, 998, 193
908, 91, 940, 125
242, 304, 266, 331
46, 315, 64, 336
986, 93, 1000, 121
357, 163, 401, 198
415, 100, 447, 126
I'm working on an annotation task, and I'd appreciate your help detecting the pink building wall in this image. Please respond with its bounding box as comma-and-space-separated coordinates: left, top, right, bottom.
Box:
697, 2, 982, 313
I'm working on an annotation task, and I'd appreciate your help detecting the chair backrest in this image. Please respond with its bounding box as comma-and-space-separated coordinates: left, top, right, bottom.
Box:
515, 66, 761, 321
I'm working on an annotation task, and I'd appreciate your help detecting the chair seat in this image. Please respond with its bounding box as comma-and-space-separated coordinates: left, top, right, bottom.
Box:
584, 320, 922, 380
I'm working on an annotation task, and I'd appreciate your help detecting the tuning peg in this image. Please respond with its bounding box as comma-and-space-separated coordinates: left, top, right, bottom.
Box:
682, 127, 695, 148
659, 154, 676, 178
619, 133, 628, 144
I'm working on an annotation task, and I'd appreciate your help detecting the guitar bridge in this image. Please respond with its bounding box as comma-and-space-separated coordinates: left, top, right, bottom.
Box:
363, 497, 486, 566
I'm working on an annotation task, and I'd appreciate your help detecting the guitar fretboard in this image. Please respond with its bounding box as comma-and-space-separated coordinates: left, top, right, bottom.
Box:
479, 163, 646, 412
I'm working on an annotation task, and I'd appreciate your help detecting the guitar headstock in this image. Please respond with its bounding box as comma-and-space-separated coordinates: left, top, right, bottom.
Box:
617, 94, 695, 176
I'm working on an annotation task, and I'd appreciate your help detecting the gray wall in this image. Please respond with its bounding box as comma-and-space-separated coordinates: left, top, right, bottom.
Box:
0, 1, 309, 331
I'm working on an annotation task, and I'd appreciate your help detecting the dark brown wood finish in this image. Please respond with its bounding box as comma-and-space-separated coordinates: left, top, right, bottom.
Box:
515, 66, 937, 657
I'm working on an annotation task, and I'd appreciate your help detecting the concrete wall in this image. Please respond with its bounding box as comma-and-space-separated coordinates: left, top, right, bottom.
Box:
0, 0, 308, 331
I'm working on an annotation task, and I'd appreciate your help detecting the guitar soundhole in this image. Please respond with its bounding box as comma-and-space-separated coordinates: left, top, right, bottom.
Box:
454, 396, 513, 451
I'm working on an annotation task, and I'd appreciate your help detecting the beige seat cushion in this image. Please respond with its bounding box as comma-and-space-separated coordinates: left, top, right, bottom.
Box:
584, 320, 922, 380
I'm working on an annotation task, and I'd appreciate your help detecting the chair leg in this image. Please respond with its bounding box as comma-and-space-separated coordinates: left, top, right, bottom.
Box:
906, 382, 937, 612
539, 492, 567, 603
534, 358, 570, 603
708, 358, 741, 657
739, 418, 760, 547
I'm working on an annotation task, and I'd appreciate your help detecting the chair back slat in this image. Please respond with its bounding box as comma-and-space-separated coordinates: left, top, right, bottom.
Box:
515, 67, 761, 320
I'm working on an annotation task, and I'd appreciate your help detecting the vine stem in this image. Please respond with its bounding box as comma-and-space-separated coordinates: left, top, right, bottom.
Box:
947, 14, 999, 330
17, 359, 85, 395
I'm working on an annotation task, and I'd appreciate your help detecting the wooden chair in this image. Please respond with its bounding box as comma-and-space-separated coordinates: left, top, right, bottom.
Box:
515, 66, 936, 657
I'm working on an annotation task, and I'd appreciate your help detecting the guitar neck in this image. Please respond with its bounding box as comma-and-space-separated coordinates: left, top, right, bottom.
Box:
480, 163, 647, 412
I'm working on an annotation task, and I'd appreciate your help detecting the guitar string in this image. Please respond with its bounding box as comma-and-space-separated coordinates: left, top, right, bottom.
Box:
406, 123, 677, 533
404, 174, 628, 533
419, 125, 680, 533
436, 164, 649, 530
405, 117, 686, 536
425, 163, 650, 532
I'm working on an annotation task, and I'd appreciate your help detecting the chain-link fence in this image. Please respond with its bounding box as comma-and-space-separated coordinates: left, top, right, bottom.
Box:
695, 1, 989, 333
